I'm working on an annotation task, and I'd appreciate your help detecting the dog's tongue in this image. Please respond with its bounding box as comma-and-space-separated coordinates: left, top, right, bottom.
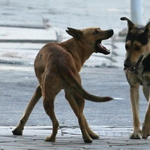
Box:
97, 43, 110, 55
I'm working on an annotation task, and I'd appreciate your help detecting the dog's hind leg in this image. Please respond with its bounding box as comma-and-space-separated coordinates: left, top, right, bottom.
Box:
43, 95, 59, 142
65, 91, 99, 140
43, 95, 60, 142
12, 85, 42, 135
42, 71, 61, 142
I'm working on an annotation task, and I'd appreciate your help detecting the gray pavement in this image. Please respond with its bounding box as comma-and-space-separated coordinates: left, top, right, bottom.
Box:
0, 126, 150, 150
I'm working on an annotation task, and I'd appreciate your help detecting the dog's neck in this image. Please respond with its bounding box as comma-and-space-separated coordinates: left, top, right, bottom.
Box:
60, 38, 93, 71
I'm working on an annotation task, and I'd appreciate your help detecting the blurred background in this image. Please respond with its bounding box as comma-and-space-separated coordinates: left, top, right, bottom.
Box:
0, 0, 149, 29
0, 0, 149, 68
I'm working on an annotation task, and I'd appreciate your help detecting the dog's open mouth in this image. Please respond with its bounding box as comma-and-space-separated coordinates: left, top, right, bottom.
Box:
124, 55, 144, 73
124, 66, 137, 73
95, 41, 110, 55
124, 67, 134, 73
124, 65, 137, 73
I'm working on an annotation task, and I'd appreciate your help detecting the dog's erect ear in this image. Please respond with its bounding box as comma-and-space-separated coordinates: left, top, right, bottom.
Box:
66, 27, 82, 39
120, 17, 136, 31
144, 22, 150, 36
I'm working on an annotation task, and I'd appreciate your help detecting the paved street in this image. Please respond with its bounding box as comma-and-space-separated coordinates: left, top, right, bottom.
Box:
1, 66, 147, 127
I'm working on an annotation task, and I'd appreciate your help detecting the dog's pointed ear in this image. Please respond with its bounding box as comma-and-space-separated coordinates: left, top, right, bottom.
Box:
144, 22, 150, 36
120, 17, 136, 31
66, 27, 82, 39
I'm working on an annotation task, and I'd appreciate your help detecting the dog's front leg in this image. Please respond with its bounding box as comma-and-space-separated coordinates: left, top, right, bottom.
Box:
142, 103, 150, 139
129, 84, 141, 139
142, 86, 150, 139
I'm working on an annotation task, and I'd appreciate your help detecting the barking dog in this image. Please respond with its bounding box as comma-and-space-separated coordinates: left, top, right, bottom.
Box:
121, 17, 150, 139
12, 27, 114, 143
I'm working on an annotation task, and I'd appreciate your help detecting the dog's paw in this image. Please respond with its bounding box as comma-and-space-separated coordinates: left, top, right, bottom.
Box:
12, 128, 23, 135
142, 123, 150, 139
84, 138, 93, 143
83, 135, 93, 143
129, 131, 141, 139
90, 133, 100, 139
45, 135, 56, 142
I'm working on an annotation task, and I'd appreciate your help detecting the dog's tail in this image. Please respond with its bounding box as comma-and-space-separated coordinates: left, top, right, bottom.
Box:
58, 65, 113, 102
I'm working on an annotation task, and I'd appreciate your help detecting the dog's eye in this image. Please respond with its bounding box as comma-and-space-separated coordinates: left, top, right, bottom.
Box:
134, 46, 141, 51
93, 30, 99, 35
125, 44, 129, 50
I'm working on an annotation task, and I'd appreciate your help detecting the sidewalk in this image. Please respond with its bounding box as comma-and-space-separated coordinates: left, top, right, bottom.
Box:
0, 27, 57, 43
0, 26, 59, 67
0, 126, 150, 150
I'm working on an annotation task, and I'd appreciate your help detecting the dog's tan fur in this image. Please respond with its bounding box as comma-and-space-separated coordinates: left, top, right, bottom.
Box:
12, 27, 113, 143
121, 17, 150, 139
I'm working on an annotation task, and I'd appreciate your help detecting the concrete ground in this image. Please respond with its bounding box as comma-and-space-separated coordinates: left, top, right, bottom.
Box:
0, 126, 150, 150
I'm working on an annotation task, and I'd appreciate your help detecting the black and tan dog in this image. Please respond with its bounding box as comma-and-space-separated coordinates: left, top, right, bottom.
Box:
12, 27, 114, 143
121, 17, 150, 139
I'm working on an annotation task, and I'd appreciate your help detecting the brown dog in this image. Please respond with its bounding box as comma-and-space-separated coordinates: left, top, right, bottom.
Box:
121, 17, 150, 139
12, 27, 114, 143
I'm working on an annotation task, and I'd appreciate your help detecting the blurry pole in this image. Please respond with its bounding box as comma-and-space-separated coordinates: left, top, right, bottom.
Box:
131, 0, 142, 25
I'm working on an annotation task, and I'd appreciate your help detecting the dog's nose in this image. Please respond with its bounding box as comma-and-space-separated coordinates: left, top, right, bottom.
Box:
124, 62, 130, 68
109, 29, 114, 35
